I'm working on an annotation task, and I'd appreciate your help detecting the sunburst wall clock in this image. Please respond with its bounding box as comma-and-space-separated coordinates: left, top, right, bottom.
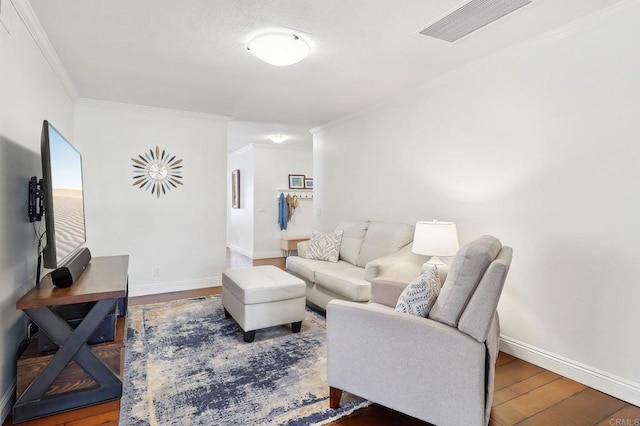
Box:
132, 146, 183, 198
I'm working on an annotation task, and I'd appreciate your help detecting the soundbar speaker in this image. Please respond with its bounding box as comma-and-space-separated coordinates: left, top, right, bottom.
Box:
50, 247, 92, 287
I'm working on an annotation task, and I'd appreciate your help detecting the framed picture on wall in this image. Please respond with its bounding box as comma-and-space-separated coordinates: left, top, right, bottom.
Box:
232, 169, 240, 208
304, 178, 313, 189
288, 174, 305, 189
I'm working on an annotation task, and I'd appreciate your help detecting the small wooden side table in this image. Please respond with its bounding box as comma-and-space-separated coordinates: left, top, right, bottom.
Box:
280, 236, 310, 257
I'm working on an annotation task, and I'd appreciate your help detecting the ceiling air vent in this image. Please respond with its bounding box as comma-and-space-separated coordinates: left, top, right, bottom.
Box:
419, 0, 532, 42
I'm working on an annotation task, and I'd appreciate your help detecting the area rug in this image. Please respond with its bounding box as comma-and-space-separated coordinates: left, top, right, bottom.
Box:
119, 295, 370, 425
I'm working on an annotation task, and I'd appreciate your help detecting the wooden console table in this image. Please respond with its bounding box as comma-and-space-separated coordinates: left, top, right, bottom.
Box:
280, 236, 310, 256
13, 255, 129, 423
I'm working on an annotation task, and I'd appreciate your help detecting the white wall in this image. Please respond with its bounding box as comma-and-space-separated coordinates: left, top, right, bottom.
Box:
227, 145, 255, 257
0, 1, 75, 421
227, 144, 313, 259
313, 2, 640, 405
254, 145, 313, 258
74, 100, 229, 297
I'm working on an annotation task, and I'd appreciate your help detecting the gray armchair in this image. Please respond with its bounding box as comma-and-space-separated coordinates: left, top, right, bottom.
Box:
327, 235, 512, 426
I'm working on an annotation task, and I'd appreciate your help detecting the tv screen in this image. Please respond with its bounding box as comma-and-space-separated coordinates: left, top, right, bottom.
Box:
41, 120, 87, 269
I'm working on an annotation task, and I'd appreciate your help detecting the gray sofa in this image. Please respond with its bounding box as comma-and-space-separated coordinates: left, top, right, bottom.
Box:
286, 220, 427, 310
326, 235, 512, 426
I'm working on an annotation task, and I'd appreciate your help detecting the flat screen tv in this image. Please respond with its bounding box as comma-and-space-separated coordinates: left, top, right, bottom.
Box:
40, 120, 87, 270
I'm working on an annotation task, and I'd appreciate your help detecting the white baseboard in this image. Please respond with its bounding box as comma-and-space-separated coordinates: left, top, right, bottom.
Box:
1, 379, 15, 425
227, 244, 252, 258
227, 245, 284, 260
500, 335, 640, 406
252, 250, 285, 259
129, 276, 221, 297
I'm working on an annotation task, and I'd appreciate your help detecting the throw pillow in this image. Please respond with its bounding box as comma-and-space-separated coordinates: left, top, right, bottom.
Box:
304, 230, 344, 263
395, 266, 440, 317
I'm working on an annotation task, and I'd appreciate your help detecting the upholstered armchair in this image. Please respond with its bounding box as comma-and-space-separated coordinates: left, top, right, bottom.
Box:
326, 235, 512, 426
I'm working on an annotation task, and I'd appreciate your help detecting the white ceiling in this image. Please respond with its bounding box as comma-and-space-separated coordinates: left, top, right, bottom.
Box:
29, 0, 623, 150
227, 121, 313, 153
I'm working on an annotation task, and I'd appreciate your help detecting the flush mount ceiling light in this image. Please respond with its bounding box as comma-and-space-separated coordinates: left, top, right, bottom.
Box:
270, 135, 287, 144
247, 33, 310, 66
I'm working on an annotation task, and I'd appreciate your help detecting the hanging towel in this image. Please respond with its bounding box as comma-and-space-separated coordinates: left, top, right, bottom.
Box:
286, 194, 293, 222
289, 195, 299, 222
278, 193, 288, 230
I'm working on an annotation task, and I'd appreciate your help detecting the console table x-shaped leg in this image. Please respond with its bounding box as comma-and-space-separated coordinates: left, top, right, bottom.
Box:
13, 299, 122, 423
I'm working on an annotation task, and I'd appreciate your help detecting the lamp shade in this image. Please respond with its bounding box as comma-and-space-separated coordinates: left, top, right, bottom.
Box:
247, 33, 310, 66
412, 221, 459, 257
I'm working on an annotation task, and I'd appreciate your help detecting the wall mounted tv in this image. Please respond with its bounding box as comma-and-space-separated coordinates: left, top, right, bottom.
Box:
40, 120, 91, 286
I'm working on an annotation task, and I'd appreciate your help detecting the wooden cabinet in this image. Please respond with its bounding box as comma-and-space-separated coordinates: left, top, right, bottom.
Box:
14, 255, 129, 423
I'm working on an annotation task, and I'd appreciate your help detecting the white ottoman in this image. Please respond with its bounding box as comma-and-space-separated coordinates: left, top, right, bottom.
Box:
222, 265, 306, 342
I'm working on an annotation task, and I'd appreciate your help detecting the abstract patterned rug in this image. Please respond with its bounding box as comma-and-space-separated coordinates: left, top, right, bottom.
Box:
119, 295, 370, 425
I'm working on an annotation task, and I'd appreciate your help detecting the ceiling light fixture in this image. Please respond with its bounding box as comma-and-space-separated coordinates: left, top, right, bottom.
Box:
247, 33, 310, 66
270, 135, 287, 144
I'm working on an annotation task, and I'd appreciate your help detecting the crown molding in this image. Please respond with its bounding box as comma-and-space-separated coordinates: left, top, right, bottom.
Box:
251, 142, 313, 152
539, 0, 640, 44
76, 98, 232, 122
11, 0, 78, 102
229, 144, 254, 156
229, 141, 312, 156
1, 0, 11, 35
311, 0, 640, 134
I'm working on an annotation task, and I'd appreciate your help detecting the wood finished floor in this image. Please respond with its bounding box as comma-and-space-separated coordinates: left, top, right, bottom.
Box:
4, 253, 639, 426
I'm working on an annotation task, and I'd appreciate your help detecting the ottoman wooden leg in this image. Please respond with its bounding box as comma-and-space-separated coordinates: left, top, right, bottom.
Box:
243, 330, 256, 343
292, 321, 302, 333
223, 308, 231, 319
330, 387, 343, 409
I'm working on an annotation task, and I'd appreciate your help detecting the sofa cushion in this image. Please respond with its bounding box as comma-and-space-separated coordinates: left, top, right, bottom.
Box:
429, 235, 502, 327
335, 220, 370, 265
305, 230, 343, 262
315, 267, 370, 302
395, 266, 440, 317
356, 222, 415, 267
286, 257, 353, 283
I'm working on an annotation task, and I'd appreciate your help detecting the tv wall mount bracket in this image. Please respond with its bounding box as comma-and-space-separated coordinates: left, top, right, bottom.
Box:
28, 176, 44, 222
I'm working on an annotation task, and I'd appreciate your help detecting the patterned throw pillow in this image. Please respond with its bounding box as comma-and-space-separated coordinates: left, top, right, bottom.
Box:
395, 266, 441, 317
304, 231, 344, 263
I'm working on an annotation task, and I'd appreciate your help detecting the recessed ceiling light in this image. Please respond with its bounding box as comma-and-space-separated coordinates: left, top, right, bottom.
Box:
247, 33, 310, 66
270, 135, 287, 144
